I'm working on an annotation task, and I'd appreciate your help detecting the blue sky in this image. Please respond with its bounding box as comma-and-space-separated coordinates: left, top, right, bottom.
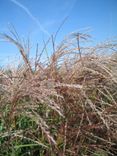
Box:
0, 0, 117, 65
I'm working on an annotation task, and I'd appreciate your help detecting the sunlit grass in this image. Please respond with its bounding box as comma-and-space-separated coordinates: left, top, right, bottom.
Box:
0, 30, 117, 155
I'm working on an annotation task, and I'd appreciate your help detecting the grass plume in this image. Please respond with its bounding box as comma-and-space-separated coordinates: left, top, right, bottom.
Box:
0, 30, 117, 155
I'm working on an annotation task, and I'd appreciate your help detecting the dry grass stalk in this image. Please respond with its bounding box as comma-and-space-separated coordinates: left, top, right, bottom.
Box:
0, 31, 117, 155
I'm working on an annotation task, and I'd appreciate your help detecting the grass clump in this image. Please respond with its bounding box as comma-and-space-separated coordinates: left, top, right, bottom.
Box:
0, 30, 117, 155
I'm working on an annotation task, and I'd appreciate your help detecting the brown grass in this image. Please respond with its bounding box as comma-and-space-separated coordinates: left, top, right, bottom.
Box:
0, 30, 117, 155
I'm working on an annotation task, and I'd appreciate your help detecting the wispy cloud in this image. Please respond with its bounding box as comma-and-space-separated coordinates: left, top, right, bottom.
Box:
43, 0, 78, 33
60, 0, 77, 18
10, 0, 50, 36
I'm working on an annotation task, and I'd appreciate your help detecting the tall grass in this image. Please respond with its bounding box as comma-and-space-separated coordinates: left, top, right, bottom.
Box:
0, 30, 117, 155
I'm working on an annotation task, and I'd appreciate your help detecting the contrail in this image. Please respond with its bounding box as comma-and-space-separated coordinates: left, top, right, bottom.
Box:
10, 0, 50, 36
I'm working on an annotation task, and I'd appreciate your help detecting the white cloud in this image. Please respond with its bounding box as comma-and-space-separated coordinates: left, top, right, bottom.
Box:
10, 0, 50, 37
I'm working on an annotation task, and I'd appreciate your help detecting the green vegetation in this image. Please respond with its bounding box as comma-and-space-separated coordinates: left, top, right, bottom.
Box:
0, 30, 117, 155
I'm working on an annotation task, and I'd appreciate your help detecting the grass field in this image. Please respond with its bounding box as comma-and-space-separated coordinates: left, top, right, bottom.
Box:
0, 30, 117, 156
